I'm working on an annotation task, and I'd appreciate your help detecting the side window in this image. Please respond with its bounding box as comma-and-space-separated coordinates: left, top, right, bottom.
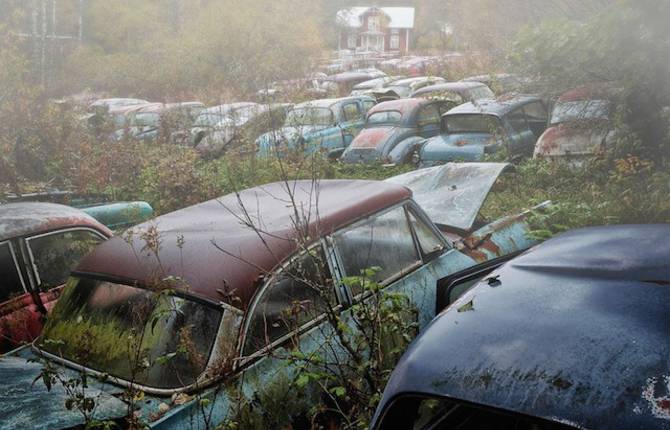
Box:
507, 107, 530, 133
416, 105, 441, 127
0, 242, 26, 302
27, 229, 105, 289
524, 101, 548, 122
362, 100, 376, 113
407, 211, 444, 256
333, 206, 420, 294
342, 103, 362, 122
243, 248, 333, 355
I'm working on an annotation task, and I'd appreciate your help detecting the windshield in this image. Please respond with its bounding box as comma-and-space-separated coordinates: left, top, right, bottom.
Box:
285, 107, 334, 127
550, 100, 610, 124
39, 277, 223, 389
444, 114, 503, 134
367, 110, 402, 126
132, 112, 160, 128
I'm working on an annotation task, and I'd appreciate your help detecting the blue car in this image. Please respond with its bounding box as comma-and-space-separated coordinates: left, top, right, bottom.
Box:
255, 96, 376, 159
371, 224, 670, 430
418, 95, 548, 166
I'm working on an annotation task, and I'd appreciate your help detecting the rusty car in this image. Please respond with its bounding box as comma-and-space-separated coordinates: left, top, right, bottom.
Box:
370, 224, 670, 430
4, 163, 547, 428
255, 95, 376, 159
375, 76, 446, 99
4, 191, 154, 231
418, 95, 548, 165
0, 203, 111, 352
186, 102, 291, 157
349, 75, 405, 96
460, 73, 529, 95
341, 98, 453, 164
411, 81, 494, 104
534, 86, 615, 162
113, 102, 205, 142
320, 69, 387, 97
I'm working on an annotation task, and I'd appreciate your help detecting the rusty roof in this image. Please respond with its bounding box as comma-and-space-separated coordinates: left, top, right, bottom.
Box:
0, 203, 112, 241
74, 180, 411, 309
412, 81, 489, 97
367, 97, 427, 116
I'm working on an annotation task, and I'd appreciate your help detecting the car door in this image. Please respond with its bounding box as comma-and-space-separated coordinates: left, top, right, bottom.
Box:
339, 101, 365, 147
523, 101, 549, 143
0, 239, 34, 350
236, 246, 343, 397
504, 106, 534, 157
416, 104, 443, 138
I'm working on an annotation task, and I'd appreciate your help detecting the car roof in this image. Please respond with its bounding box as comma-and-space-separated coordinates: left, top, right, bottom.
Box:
0, 203, 111, 241
412, 81, 488, 96
375, 224, 670, 429
295, 96, 371, 109
445, 95, 542, 117
367, 98, 429, 116
557, 84, 613, 102
390, 76, 442, 86
74, 180, 411, 309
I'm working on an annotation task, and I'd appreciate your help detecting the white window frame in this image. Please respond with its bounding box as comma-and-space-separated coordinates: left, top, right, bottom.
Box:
25, 227, 108, 288
390, 33, 400, 50
368, 16, 380, 32
0, 240, 28, 295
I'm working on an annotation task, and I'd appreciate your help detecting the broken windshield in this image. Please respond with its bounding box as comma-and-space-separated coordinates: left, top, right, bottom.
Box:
38, 277, 223, 390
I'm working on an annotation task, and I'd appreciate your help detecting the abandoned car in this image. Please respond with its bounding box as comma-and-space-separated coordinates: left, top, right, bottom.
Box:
460, 73, 529, 95
418, 95, 548, 165
255, 96, 376, 159
0, 203, 111, 352
185, 103, 290, 157
376, 76, 446, 99
534, 86, 615, 162
4, 191, 154, 231
371, 224, 670, 430
320, 69, 387, 97
113, 102, 205, 142
88, 98, 149, 111
349, 75, 405, 96
341, 98, 453, 164
5, 163, 545, 429
411, 81, 494, 106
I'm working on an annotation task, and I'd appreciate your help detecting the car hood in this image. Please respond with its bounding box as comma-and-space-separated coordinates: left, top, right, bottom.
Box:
534, 121, 611, 157
420, 133, 496, 162
385, 162, 510, 232
342, 127, 401, 162
0, 355, 127, 430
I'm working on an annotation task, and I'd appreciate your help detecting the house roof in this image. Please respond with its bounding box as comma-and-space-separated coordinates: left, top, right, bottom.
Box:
74, 180, 411, 309
337, 7, 415, 29
0, 203, 111, 241
373, 224, 670, 429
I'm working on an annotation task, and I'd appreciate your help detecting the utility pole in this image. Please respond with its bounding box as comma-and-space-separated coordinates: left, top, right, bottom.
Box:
15, 0, 85, 88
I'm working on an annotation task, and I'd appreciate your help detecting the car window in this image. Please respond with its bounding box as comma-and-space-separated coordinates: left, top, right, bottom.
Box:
342, 103, 362, 122
362, 100, 376, 112
0, 242, 25, 302
524, 102, 548, 122
367, 110, 402, 126
416, 105, 441, 127
407, 211, 444, 256
507, 108, 530, 133
333, 206, 420, 295
243, 248, 334, 356
27, 229, 106, 289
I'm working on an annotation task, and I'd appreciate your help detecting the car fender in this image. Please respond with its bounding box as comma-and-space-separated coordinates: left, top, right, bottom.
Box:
388, 136, 426, 164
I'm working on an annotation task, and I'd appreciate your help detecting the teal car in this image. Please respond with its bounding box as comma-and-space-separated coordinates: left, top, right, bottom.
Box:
0, 164, 548, 429
418, 95, 548, 166
255, 96, 376, 159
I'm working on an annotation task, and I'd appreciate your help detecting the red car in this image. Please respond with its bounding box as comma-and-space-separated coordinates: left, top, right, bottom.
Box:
0, 203, 112, 351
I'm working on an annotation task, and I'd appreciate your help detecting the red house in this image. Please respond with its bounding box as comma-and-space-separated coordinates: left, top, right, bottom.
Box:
336, 7, 415, 53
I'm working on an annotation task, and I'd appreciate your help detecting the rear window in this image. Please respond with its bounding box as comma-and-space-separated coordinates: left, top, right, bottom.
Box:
444, 114, 503, 134
39, 278, 224, 389
367, 110, 402, 126
377, 396, 577, 430
550, 100, 610, 124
